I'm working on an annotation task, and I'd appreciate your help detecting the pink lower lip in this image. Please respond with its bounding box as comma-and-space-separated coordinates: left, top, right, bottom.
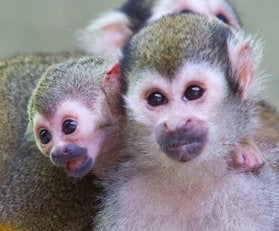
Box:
66, 155, 87, 171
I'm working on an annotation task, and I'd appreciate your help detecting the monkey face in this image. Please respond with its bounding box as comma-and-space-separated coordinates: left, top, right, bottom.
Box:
149, 0, 240, 30
33, 100, 105, 177
125, 61, 229, 163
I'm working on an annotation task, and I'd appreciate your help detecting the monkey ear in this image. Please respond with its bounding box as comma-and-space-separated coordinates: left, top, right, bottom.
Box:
102, 62, 123, 115
102, 62, 121, 92
77, 11, 132, 56
24, 121, 35, 142
229, 41, 255, 100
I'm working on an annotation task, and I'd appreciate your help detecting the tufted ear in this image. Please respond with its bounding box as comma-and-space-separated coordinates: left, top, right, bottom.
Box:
77, 11, 132, 56
228, 41, 255, 101
101, 62, 122, 115
102, 62, 121, 92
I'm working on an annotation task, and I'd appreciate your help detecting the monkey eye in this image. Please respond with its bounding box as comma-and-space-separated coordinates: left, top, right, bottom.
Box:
184, 85, 204, 101
62, 119, 78, 135
39, 129, 52, 145
147, 92, 167, 107
216, 14, 229, 25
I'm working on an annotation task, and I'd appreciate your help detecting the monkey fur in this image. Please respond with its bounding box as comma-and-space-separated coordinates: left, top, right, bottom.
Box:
0, 141, 99, 230
95, 14, 279, 230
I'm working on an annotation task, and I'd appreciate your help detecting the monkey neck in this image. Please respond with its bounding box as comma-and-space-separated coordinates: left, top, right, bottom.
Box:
93, 116, 125, 177
217, 98, 260, 143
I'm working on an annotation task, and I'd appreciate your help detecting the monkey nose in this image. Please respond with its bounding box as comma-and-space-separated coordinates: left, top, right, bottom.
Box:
50, 144, 87, 166
164, 118, 192, 132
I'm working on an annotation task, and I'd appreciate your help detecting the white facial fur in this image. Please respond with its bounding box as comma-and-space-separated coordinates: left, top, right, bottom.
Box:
125, 61, 228, 131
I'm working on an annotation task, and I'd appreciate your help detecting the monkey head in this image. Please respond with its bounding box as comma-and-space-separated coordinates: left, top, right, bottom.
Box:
149, 0, 241, 29
120, 14, 261, 167
32, 100, 104, 177
78, 0, 241, 56
28, 57, 122, 177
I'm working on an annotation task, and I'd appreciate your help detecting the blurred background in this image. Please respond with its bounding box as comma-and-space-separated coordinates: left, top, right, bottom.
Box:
0, 0, 278, 107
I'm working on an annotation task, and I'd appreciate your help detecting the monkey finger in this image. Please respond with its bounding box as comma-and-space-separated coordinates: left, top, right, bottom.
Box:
230, 147, 265, 172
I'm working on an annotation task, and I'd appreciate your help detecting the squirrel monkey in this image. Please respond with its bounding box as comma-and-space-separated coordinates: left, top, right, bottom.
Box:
77, 0, 241, 56
27, 56, 123, 177
95, 14, 279, 230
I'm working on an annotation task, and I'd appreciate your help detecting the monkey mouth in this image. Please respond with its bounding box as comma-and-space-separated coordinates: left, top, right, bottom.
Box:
164, 141, 205, 162
65, 155, 93, 177
157, 124, 208, 163
50, 144, 93, 177
51, 145, 88, 166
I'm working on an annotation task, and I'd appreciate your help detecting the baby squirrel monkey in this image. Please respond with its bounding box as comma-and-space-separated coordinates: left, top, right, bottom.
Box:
77, 0, 241, 56
95, 14, 279, 230
28, 56, 123, 177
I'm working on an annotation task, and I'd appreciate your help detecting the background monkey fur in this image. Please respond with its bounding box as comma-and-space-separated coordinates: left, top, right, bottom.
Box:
27, 56, 123, 177
0, 53, 106, 230
77, 0, 241, 56
95, 14, 279, 230
0, 141, 99, 230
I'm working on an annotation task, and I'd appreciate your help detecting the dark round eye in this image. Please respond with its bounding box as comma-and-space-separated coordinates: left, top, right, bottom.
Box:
62, 120, 77, 135
39, 129, 52, 145
184, 85, 204, 101
216, 14, 229, 25
147, 92, 167, 107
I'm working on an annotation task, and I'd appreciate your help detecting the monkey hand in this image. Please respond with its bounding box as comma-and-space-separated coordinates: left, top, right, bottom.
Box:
229, 139, 265, 172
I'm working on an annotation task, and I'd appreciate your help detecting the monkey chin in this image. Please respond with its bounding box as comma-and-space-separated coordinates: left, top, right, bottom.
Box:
65, 155, 93, 178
